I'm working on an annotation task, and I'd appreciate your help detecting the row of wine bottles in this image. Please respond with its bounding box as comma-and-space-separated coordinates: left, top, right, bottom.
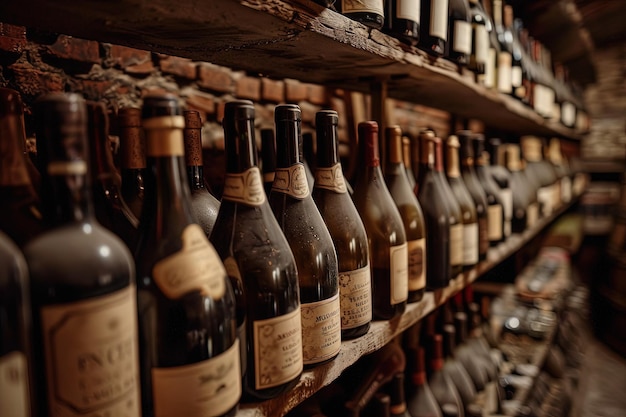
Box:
323, 0, 588, 131
0, 86, 581, 417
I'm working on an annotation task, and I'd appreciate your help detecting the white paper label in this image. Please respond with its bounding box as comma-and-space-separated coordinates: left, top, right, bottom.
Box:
222, 167, 266, 206
390, 243, 409, 305
527, 202, 539, 228
474, 25, 489, 64
497, 51, 513, 93
407, 238, 426, 291
511, 65, 523, 87
485, 48, 497, 89
429, 0, 449, 40
338, 265, 372, 330
301, 294, 341, 365
253, 308, 303, 390
538, 186, 553, 217
453, 20, 472, 54
488, 204, 503, 241
561, 176, 572, 203
462, 222, 479, 266
314, 164, 347, 194
562, 101, 576, 127
397, 0, 420, 22
500, 188, 513, 238
0, 351, 30, 417
342, 0, 384, 14
152, 340, 241, 417
449, 223, 464, 267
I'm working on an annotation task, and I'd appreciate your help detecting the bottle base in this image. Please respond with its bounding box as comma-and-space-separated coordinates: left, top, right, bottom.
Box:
342, 322, 371, 340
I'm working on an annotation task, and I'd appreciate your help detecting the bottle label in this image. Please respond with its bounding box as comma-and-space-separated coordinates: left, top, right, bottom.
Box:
511, 65, 523, 88
407, 238, 426, 291
152, 340, 241, 417
272, 164, 310, 199
153, 224, 227, 300
341, 0, 383, 14
474, 24, 488, 64
390, 242, 409, 305
500, 188, 513, 223
338, 265, 372, 329
301, 294, 341, 365
487, 204, 503, 241
527, 202, 539, 228
485, 48, 497, 89
429, 0, 449, 40
40, 285, 141, 417
314, 164, 347, 194
253, 308, 303, 390
0, 351, 30, 417
462, 222, 479, 266
222, 167, 266, 206
562, 101, 576, 127
561, 176, 572, 203
537, 186, 553, 217
449, 223, 463, 268
453, 20, 472, 54
478, 216, 489, 255
397, 0, 420, 22
497, 51, 513, 93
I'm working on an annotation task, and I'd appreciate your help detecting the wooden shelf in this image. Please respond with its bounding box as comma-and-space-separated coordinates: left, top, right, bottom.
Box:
1, 0, 582, 140
238, 197, 580, 417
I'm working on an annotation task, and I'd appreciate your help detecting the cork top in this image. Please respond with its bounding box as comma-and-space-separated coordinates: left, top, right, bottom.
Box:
275, 104, 301, 122
184, 109, 203, 129
358, 121, 379, 167
385, 125, 403, 164
315, 109, 338, 126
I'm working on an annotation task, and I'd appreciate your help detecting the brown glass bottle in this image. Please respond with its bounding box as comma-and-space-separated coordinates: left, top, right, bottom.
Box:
118, 107, 145, 220
403, 135, 418, 191
505, 144, 537, 232
260, 128, 276, 197
183, 110, 220, 237
0, 87, 43, 247
446, 0, 472, 66
312, 110, 371, 340
25, 93, 141, 417
419, 0, 450, 56
336, 0, 384, 29
134, 95, 240, 417
406, 347, 443, 417
487, 138, 513, 238
383, 0, 421, 46
474, 136, 505, 246
270, 105, 341, 367
352, 121, 408, 320
468, 0, 489, 75
210, 100, 302, 401
385, 126, 426, 302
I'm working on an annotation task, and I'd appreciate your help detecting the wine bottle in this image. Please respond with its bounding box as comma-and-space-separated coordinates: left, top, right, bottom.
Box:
352, 121, 408, 320
183, 110, 221, 237
403, 135, 418, 191
445, 135, 478, 270
312, 110, 372, 340
549, 138, 571, 204
210, 100, 302, 400
134, 94, 240, 417
468, 0, 489, 76
457, 131, 489, 260
302, 131, 316, 192
0, 87, 43, 247
270, 104, 341, 366
25, 92, 141, 417
118, 107, 145, 220
446, 0, 472, 67
0, 232, 34, 417
442, 324, 477, 410
487, 138, 513, 238
521, 136, 555, 218
86, 101, 139, 247
503, 4, 523, 98
453, 312, 488, 392
492, 0, 512, 95
385, 126, 427, 302
427, 334, 465, 417
383, 0, 421, 46
337, 0, 384, 29
419, 0, 450, 56
388, 373, 412, 417
406, 347, 443, 417
372, 392, 392, 417
505, 144, 538, 231
261, 128, 277, 197
473, 135, 504, 246
416, 130, 451, 289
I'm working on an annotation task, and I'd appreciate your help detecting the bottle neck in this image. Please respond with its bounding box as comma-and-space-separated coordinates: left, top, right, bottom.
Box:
429, 334, 445, 372
492, 0, 503, 29
87, 103, 120, 185
443, 325, 457, 359
224, 115, 258, 173
446, 143, 461, 179
410, 348, 428, 386
0, 113, 32, 187
506, 145, 522, 172
418, 135, 437, 172
490, 142, 505, 166
315, 118, 340, 168
454, 312, 469, 345
183, 122, 205, 190
275, 119, 303, 168
389, 374, 407, 415
503, 4, 514, 29
119, 123, 145, 171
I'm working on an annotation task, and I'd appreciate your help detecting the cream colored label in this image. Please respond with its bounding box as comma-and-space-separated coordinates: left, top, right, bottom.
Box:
342, 0, 383, 14
397, 0, 420, 22
462, 222, 479, 266
338, 265, 372, 329
41, 285, 140, 417
488, 204, 503, 240
390, 243, 409, 305
497, 51, 513, 93
253, 308, 303, 390
450, 223, 463, 267
485, 48, 497, 89
527, 202, 539, 228
152, 340, 241, 417
301, 294, 341, 365
47, 160, 87, 176
512, 66, 523, 88
0, 122, 30, 185
272, 164, 310, 199
453, 20, 472, 54
0, 351, 30, 417
562, 101, 576, 127
153, 224, 226, 300
429, 0, 449, 40
407, 238, 426, 291
222, 167, 266, 206
500, 188, 513, 222
475, 25, 489, 64
314, 164, 347, 194
538, 186, 553, 217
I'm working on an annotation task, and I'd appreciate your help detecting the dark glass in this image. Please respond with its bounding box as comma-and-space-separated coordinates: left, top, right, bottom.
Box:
86, 101, 138, 248
118, 107, 145, 220
312, 110, 371, 340
0, 231, 34, 417
372, 393, 392, 417
416, 131, 451, 289
388, 373, 412, 417
0, 87, 43, 247
352, 121, 408, 320
25, 93, 141, 417
492, 0, 512, 95
445, 135, 478, 270
210, 100, 302, 401
302, 131, 316, 191
183, 110, 220, 237
481, 0, 499, 90
134, 94, 240, 417
269, 104, 340, 367
260, 128, 276, 197
446, 0, 471, 66
336, 0, 384, 29
487, 138, 513, 237
442, 324, 477, 410
385, 126, 426, 303
419, 0, 449, 56
473, 134, 504, 246
467, 0, 489, 75
503, 5, 523, 98
453, 312, 488, 392
505, 144, 538, 231
383, 0, 420, 46
406, 347, 443, 417
403, 135, 418, 191
427, 334, 464, 417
